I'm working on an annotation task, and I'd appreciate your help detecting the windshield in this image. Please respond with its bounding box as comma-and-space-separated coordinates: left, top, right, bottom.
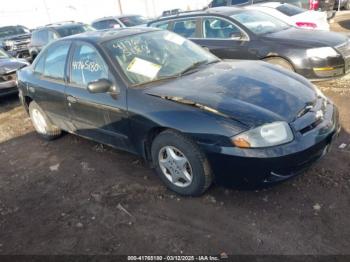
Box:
231, 10, 290, 35
119, 16, 149, 27
0, 26, 30, 38
56, 24, 94, 37
0, 48, 9, 58
104, 30, 218, 86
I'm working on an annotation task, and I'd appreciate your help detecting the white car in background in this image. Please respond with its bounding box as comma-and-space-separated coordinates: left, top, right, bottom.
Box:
246, 2, 330, 31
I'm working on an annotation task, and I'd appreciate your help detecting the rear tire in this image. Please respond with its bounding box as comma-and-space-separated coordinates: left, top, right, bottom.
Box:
29, 101, 62, 140
263, 57, 295, 72
151, 130, 212, 196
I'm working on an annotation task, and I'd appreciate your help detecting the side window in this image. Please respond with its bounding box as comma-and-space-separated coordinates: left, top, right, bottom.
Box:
92, 21, 102, 30
211, 0, 229, 7
231, 0, 249, 5
33, 52, 46, 75
203, 18, 241, 39
47, 30, 59, 43
38, 30, 49, 44
151, 22, 170, 30
70, 44, 109, 87
43, 42, 70, 81
173, 19, 197, 38
105, 19, 122, 28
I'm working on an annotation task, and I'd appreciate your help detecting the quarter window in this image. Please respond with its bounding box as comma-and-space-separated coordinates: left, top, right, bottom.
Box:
43, 42, 70, 81
70, 44, 109, 87
203, 18, 241, 39
173, 20, 197, 38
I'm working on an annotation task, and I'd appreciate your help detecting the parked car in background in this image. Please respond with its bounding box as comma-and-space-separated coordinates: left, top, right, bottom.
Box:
17, 28, 339, 195
29, 21, 93, 61
148, 7, 350, 81
91, 15, 149, 30
0, 48, 29, 97
0, 25, 31, 60
162, 9, 183, 17
208, 0, 335, 12
246, 2, 330, 30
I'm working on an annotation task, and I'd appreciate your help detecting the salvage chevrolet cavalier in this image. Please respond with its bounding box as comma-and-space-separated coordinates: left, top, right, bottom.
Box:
17, 28, 340, 196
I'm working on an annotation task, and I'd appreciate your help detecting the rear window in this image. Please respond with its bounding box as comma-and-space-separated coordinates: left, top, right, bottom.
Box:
276, 4, 306, 16
56, 25, 93, 37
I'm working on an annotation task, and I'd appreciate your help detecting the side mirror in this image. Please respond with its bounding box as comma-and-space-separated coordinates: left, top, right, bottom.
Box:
87, 79, 115, 94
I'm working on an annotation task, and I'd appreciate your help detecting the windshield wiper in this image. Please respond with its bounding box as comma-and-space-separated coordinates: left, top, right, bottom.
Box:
179, 59, 209, 76
133, 59, 219, 87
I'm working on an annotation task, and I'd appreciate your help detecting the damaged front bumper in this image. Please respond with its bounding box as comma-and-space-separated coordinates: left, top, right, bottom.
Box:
201, 103, 340, 188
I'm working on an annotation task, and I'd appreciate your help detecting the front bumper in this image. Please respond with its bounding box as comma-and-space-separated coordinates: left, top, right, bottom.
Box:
295, 56, 348, 81
0, 72, 18, 97
202, 103, 340, 188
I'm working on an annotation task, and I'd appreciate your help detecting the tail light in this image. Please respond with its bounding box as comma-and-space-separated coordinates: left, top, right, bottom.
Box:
310, 0, 319, 10
296, 22, 317, 29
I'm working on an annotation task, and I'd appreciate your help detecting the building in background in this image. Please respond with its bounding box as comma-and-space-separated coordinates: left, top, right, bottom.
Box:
0, 0, 210, 29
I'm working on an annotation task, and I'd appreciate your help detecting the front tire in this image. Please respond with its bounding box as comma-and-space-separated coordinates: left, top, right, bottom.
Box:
151, 130, 212, 196
29, 101, 62, 140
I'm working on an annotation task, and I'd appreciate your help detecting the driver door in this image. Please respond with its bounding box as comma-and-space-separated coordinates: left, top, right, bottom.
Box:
65, 42, 131, 151
194, 17, 255, 60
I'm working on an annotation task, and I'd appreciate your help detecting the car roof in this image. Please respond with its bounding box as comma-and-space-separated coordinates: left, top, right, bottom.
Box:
149, 6, 244, 23
62, 27, 159, 44
92, 15, 142, 24
34, 21, 85, 31
250, 2, 283, 8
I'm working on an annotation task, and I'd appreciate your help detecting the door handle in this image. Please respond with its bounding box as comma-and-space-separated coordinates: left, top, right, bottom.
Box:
67, 96, 77, 104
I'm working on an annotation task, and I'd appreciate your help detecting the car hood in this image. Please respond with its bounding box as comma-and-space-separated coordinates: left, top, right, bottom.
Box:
0, 58, 28, 74
262, 27, 347, 47
145, 61, 317, 127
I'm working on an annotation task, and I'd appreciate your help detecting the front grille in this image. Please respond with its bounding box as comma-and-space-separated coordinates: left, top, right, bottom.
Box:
336, 41, 350, 58
293, 97, 328, 135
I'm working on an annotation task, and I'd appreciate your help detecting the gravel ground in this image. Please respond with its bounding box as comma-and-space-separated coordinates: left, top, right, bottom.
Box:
0, 16, 349, 256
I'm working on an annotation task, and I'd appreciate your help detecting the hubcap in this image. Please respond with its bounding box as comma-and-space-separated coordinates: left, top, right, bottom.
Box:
158, 146, 193, 188
31, 109, 47, 134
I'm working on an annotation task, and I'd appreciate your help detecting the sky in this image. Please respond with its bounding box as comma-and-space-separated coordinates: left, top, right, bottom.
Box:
0, 0, 211, 28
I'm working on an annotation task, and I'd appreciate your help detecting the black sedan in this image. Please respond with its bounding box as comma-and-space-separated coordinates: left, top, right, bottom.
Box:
148, 7, 350, 81
0, 48, 28, 97
17, 28, 339, 196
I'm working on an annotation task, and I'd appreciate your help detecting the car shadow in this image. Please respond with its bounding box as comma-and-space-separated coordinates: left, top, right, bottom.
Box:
0, 94, 20, 114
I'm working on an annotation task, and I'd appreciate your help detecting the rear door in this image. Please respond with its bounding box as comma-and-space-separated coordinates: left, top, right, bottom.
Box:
65, 42, 131, 151
28, 41, 71, 129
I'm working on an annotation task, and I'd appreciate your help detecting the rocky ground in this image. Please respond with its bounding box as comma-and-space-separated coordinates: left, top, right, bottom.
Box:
0, 15, 349, 256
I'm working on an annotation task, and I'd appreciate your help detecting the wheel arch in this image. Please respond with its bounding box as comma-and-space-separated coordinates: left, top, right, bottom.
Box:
262, 55, 296, 71
143, 126, 169, 163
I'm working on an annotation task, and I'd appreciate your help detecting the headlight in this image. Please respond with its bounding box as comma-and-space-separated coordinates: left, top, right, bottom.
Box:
307, 47, 338, 59
4, 40, 15, 51
232, 121, 294, 148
